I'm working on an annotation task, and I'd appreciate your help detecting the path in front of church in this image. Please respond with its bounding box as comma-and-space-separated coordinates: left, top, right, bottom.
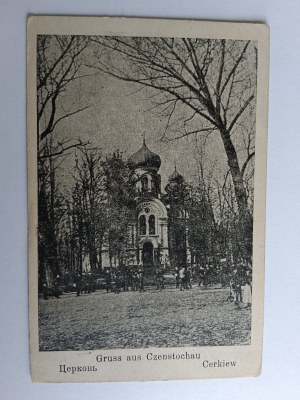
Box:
38, 287, 251, 351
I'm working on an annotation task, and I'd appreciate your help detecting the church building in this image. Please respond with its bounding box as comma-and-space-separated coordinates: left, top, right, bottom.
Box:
100, 139, 191, 274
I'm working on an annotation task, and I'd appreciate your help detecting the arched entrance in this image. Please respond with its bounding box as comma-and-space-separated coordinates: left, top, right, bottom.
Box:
142, 242, 154, 266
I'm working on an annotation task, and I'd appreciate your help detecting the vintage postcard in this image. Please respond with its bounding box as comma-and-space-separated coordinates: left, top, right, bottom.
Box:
28, 16, 269, 382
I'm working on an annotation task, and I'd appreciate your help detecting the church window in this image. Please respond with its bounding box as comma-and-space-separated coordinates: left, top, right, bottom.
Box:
139, 215, 146, 235
141, 175, 148, 192
151, 175, 156, 192
149, 215, 155, 235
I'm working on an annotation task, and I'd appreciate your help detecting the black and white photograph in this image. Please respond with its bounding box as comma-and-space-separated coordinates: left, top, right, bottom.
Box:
5, 0, 300, 396
27, 16, 268, 382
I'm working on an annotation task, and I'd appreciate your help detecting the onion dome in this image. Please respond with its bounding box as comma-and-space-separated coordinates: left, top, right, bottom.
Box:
168, 166, 184, 183
128, 139, 161, 171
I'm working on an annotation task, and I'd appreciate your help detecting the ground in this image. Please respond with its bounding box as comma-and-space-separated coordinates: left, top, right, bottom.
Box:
38, 286, 251, 351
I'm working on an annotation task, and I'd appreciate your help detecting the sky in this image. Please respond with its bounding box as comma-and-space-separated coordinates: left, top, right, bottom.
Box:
43, 38, 254, 195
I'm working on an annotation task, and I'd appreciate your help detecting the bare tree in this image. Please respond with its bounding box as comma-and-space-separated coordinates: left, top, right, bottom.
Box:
38, 141, 67, 287
37, 35, 94, 284
37, 35, 92, 157
73, 148, 107, 271
90, 37, 256, 258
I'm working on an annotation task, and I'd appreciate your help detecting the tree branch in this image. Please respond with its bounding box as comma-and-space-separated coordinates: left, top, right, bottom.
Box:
227, 94, 254, 132
220, 41, 250, 96
39, 139, 90, 159
40, 104, 92, 142
241, 152, 255, 178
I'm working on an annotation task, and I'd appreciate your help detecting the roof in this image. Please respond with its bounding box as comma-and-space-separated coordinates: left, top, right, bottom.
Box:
168, 166, 184, 183
128, 139, 161, 171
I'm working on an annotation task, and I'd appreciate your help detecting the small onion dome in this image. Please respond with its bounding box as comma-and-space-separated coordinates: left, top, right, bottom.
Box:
168, 166, 184, 183
128, 139, 161, 171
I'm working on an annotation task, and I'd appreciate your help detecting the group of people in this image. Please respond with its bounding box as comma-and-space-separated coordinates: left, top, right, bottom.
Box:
103, 265, 197, 293
74, 272, 97, 296
42, 274, 61, 300
174, 266, 192, 291
42, 272, 97, 299
228, 266, 252, 309
105, 267, 145, 294
104, 265, 167, 293
41, 261, 252, 310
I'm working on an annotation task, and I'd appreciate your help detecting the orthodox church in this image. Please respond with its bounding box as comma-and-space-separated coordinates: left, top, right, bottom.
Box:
101, 139, 191, 274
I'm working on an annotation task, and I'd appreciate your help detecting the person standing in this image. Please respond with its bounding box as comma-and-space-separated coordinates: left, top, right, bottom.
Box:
198, 266, 205, 287
227, 279, 235, 302
174, 267, 180, 289
186, 267, 192, 289
54, 274, 61, 298
179, 267, 186, 291
138, 267, 144, 293
105, 269, 112, 293
241, 278, 252, 309
75, 272, 82, 297
156, 265, 165, 290
42, 280, 48, 300
64, 271, 70, 292
233, 269, 242, 306
132, 270, 139, 291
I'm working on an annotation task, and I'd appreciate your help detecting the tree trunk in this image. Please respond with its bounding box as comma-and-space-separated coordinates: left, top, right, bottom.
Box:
89, 242, 98, 271
98, 244, 102, 271
220, 128, 253, 260
49, 156, 60, 276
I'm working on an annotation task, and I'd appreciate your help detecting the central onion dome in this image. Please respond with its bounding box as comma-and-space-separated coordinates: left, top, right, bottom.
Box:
128, 139, 161, 171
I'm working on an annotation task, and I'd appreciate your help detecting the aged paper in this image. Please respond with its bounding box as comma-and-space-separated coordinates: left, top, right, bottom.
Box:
28, 16, 269, 382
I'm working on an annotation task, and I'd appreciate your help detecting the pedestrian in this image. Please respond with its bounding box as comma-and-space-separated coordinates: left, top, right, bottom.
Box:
42, 280, 48, 300
198, 266, 205, 287
132, 270, 139, 291
54, 274, 61, 298
75, 272, 82, 297
156, 265, 164, 290
110, 273, 116, 293
83, 274, 90, 294
227, 279, 235, 302
186, 267, 192, 289
64, 271, 70, 292
179, 267, 186, 291
232, 269, 242, 306
105, 269, 112, 293
241, 278, 252, 309
138, 267, 144, 292
174, 267, 180, 289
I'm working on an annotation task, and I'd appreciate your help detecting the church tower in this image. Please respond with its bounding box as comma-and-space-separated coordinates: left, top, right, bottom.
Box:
127, 140, 168, 273
128, 138, 162, 198
165, 166, 191, 269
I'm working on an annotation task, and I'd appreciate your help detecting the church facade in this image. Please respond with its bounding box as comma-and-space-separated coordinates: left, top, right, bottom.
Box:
100, 140, 191, 273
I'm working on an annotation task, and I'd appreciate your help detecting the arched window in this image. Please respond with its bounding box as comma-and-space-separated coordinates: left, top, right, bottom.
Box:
139, 215, 146, 235
149, 214, 155, 235
141, 175, 148, 193
151, 175, 156, 192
